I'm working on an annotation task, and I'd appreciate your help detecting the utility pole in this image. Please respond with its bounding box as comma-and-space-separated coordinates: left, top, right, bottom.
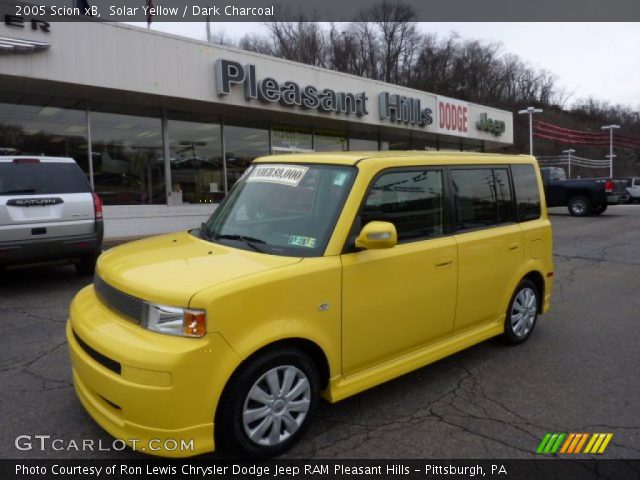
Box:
563, 148, 575, 179
601, 124, 620, 178
206, 17, 212, 43
518, 106, 543, 156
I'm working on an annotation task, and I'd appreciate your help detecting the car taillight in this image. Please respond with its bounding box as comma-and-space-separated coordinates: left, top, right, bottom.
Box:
92, 192, 103, 219
605, 180, 615, 193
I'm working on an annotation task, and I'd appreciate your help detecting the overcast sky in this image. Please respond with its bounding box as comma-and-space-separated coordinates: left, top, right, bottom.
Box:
137, 22, 640, 109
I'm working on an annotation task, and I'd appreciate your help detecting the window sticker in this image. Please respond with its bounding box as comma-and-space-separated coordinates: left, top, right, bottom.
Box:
246, 165, 308, 187
333, 172, 348, 186
288, 235, 317, 248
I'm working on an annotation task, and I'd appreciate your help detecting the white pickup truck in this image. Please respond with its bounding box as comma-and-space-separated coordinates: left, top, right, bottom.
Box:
627, 177, 640, 202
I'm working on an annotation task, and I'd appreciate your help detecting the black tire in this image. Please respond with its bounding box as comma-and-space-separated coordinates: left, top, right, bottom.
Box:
75, 254, 99, 276
503, 279, 540, 345
591, 204, 608, 215
568, 196, 592, 217
216, 348, 320, 458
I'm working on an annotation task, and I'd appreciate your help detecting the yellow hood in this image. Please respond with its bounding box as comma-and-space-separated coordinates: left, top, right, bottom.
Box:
96, 231, 302, 307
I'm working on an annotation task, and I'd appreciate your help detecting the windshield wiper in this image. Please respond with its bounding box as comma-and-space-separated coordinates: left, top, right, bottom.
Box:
0, 188, 36, 195
200, 222, 212, 241
215, 234, 267, 253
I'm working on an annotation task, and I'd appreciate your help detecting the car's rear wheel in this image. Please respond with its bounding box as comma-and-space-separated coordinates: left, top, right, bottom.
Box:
216, 348, 320, 458
503, 279, 539, 344
591, 204, 608, 215
75, 254, 99, 275
568, 195, 591, 216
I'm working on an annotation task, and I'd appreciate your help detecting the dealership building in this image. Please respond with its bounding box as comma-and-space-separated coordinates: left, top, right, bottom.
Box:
0, 20, 514, 239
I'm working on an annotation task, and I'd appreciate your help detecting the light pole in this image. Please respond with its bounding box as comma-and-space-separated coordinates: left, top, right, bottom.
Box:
518, 106, 543, 156
563, 148, 575, 179
601, 124, 620, 177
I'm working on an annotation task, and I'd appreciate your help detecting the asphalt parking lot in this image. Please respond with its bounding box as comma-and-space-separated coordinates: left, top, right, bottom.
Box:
1, 206, 639, 459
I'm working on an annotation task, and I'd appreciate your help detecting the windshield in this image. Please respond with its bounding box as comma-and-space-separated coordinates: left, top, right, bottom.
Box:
201, 163, 356, 257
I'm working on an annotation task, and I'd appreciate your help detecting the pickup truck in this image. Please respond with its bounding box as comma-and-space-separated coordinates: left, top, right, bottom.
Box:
626, 177, 640, 202
540, 167, 629, 216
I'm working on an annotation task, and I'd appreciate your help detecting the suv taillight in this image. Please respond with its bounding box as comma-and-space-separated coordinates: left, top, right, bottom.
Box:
605, 180, 615, 193
92, 193, 103, 220
13, 158, 40, 163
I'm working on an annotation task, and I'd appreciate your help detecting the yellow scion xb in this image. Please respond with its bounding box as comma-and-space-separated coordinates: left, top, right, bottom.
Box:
67, 152, 553, 457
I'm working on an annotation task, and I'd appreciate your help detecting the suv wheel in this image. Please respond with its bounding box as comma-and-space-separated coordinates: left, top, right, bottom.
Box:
503, 279, 539, 344
216, 348, 320, 458
75, 254, 99, 276
568, 196, 591, 216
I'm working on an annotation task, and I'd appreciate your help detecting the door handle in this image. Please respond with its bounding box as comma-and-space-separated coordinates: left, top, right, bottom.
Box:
508, 243, 520, 251
435, 257, 453, 268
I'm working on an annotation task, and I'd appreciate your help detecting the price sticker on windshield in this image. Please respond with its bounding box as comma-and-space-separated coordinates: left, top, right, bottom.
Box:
247, 165, 308, 187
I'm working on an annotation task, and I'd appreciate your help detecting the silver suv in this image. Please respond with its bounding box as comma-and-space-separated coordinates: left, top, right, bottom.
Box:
0, 156, 103, 275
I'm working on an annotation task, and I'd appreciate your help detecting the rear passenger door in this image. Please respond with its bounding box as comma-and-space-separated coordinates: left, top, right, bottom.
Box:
451, 167, 524, 333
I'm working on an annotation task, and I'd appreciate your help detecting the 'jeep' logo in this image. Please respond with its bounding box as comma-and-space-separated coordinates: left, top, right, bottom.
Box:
476, 113, 506, 136
7, 197, 63, 207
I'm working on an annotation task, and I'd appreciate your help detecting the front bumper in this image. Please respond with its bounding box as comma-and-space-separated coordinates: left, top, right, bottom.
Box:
67, 285, 239, 457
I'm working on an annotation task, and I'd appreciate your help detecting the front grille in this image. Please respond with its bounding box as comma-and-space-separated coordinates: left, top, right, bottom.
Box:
73, 330, 121, 375
94, 275, 145, 324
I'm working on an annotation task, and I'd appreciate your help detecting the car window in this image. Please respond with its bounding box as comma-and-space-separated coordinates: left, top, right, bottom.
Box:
451, 168, 499, 230
493, 168, 516, 223
361, 169, 444, 242
511, 164, 541, 221
0, 161, 91, 195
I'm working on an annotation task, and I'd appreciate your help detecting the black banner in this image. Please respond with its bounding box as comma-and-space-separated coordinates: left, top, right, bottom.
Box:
2, 459, 640, 480
2, 0, 640, 22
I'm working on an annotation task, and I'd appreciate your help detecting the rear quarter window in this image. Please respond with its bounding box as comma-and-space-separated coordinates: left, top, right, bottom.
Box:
0, 162, 91, 195
511, 164, 541, 221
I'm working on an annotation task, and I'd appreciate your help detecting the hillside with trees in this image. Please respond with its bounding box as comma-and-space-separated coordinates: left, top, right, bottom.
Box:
222, 1, 640, 177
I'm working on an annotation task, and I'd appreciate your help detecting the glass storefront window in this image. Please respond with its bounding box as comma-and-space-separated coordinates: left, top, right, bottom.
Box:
314, 130, 348, 152
168, 120, 223, 204
271, 124, 313, 153
412, 136, 439, 151
349, 136, 379, 151
90, 111, 164, 205
224, 125, 270, 191
0, 102, 88, 172
380, 134, 410, 150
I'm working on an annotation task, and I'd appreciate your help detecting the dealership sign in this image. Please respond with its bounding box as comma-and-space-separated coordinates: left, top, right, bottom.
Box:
215, 59, 369, 116
215, 58, 435, 128
437, 97, 469, 136
476, 112, 506, 136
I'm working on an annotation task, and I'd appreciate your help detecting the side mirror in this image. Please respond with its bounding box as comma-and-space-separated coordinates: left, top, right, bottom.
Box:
355, 221, 397, 250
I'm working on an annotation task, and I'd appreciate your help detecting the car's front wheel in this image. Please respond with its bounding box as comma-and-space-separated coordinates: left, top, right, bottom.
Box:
503, 279, 539, 344
216, 348, 320, 458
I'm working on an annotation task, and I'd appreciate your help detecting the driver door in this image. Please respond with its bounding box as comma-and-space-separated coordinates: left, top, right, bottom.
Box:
340, 168, 458, 376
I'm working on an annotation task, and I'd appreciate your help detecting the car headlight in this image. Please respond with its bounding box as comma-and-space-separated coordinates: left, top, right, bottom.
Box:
143, 303, 207, 338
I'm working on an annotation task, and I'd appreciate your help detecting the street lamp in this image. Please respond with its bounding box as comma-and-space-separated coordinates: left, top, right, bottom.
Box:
601, 124, 620, 177
518, 106, 543, 156
563, 148, 575, 179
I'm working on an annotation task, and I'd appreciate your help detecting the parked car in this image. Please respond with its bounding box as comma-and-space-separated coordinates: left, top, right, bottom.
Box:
540, 167, 629, 216
626, 177, 640, 203
0, 156, 103, 274
68, 152, 553, 457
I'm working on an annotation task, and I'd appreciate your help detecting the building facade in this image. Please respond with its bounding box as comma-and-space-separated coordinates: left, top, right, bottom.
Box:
0, 20, 514, 238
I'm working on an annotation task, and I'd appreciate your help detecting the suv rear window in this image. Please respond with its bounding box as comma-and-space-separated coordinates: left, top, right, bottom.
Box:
0, 161, 91, 195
